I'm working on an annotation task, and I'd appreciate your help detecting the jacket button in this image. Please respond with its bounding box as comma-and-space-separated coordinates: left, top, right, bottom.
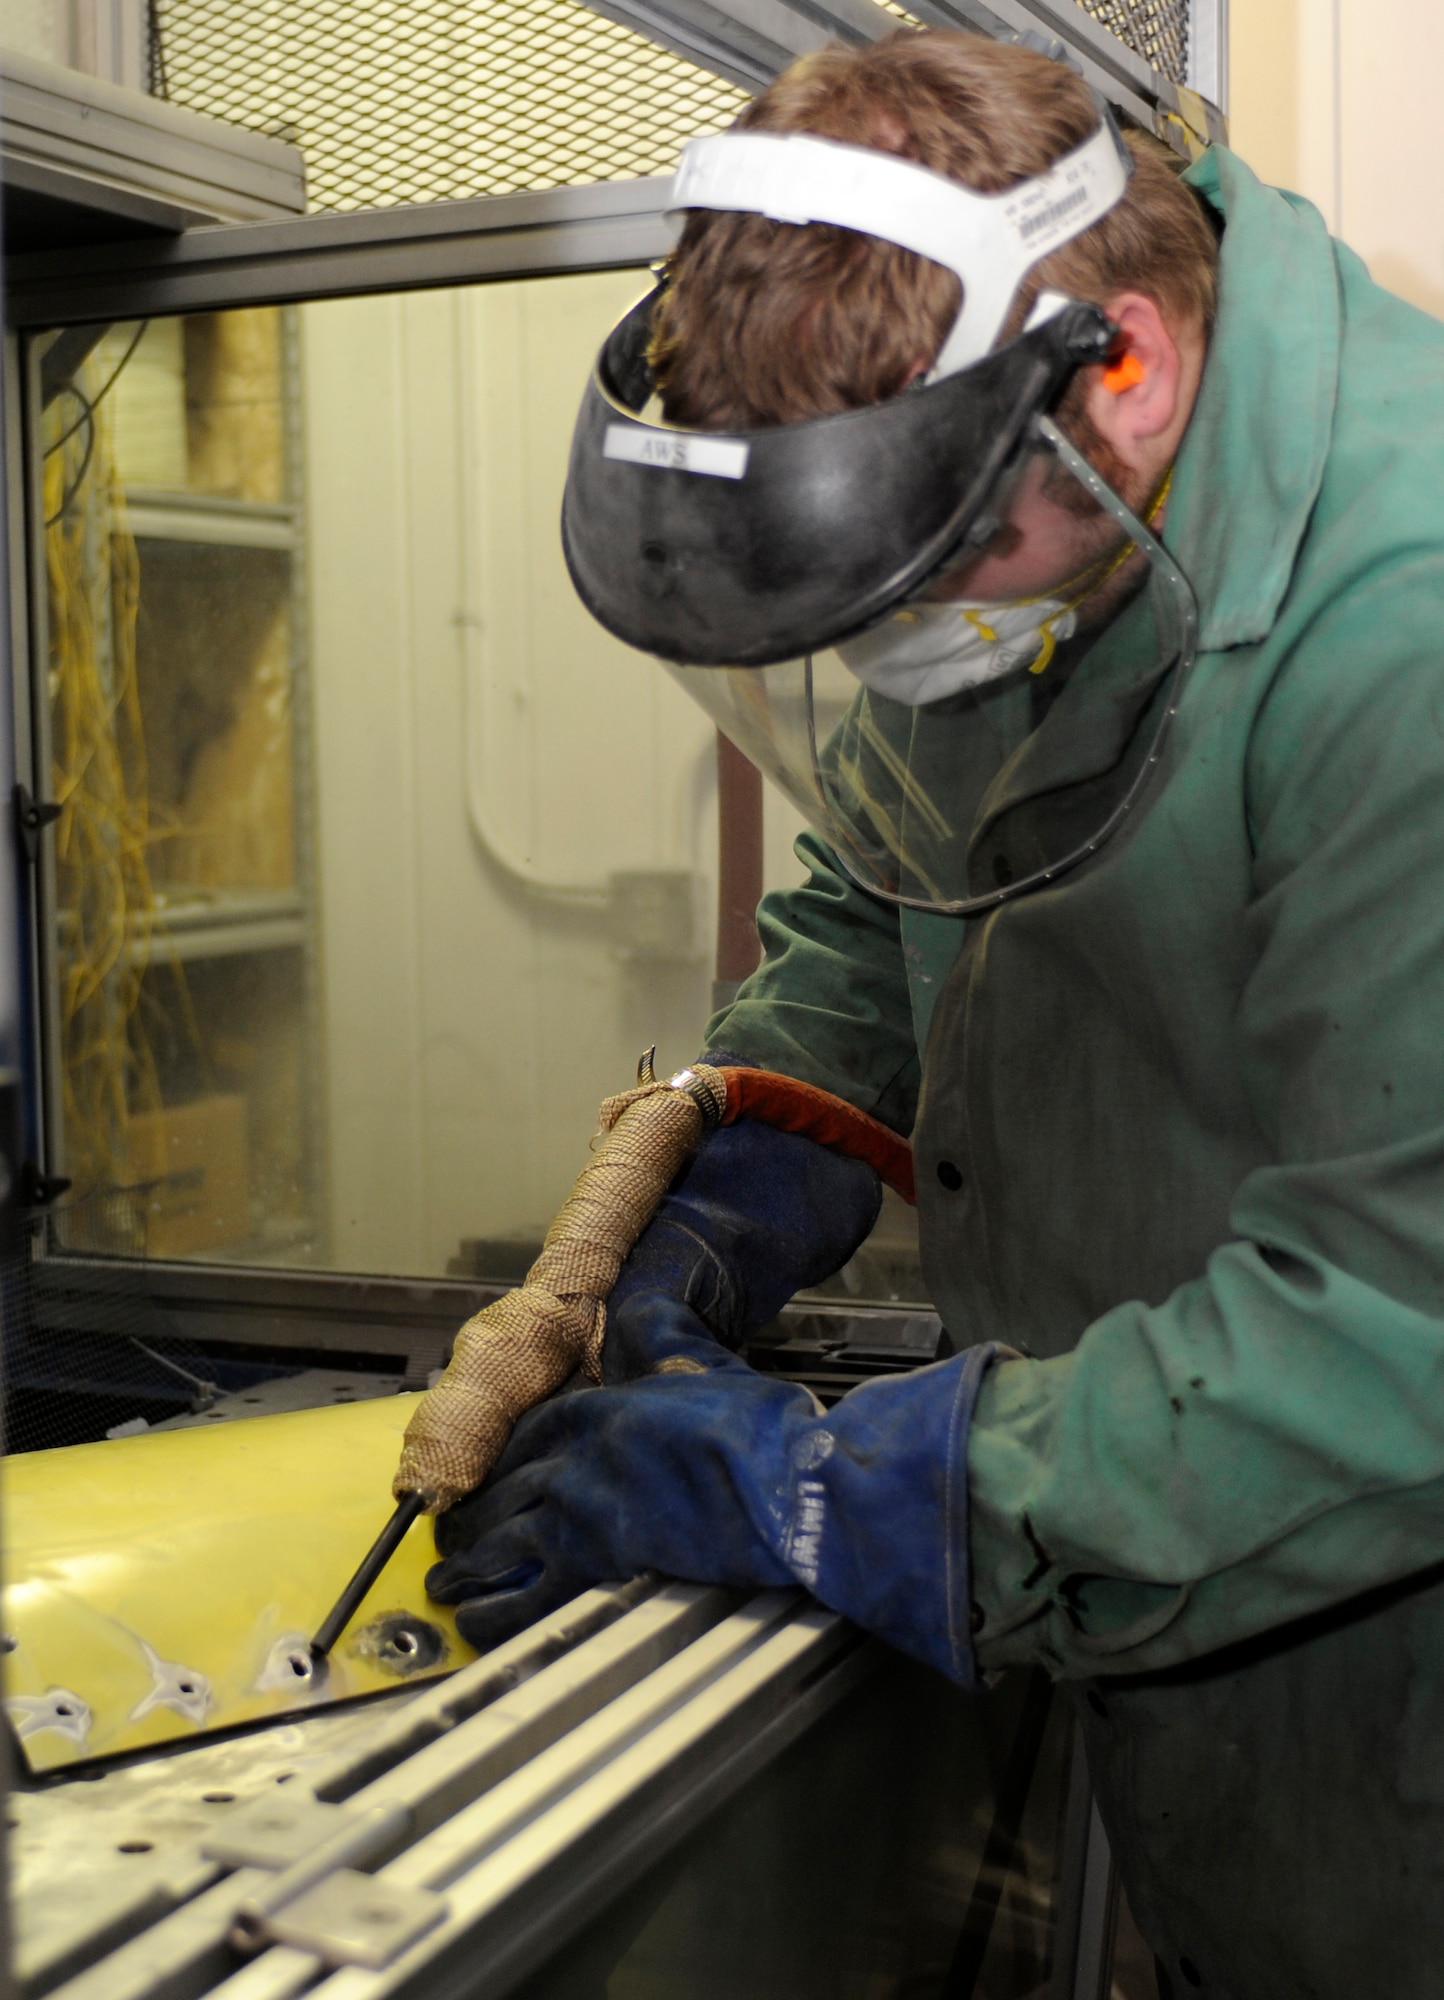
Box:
936, 1159, 964, 1192
992, 854, 1014, 886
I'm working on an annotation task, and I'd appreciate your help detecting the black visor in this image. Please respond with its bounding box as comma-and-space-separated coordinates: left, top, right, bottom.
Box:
560, 287, 1114, 668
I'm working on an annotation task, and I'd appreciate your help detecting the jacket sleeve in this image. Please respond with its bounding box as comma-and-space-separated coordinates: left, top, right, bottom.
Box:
706, 828, 924, 1137
968, 558, 1444, 1679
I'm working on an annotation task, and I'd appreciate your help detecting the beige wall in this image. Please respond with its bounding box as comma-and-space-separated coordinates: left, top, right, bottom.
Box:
1230, 0, 1444, 318
0, 0, 146, 83
302, 273, 807, 1277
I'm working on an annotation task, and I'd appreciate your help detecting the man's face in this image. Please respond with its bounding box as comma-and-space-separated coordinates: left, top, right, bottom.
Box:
922, 289, 1207, 622
926, 448, 1137, 609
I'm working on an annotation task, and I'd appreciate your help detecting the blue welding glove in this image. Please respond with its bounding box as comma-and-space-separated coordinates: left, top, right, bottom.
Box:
426, 1342, 998, 1684
600, 1052, 884, 1384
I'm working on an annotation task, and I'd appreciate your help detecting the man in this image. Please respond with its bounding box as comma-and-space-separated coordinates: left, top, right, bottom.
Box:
423, 31, 1444, 1995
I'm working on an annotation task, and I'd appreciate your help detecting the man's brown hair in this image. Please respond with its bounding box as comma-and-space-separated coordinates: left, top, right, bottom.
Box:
651, 31, 1219, 429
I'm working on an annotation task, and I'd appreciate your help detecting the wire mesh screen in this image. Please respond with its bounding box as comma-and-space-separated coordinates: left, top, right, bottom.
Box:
1078, 0, 1188, 85
150, 0, 751, 212
150, 0, 1188, 214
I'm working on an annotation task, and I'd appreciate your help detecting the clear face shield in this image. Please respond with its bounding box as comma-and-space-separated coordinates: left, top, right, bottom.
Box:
665, 418, 1197, 915
560, 113, 1200, 916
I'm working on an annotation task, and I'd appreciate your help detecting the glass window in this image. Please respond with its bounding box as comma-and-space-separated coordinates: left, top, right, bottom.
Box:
32, 275, 924, 1303
40, 307, 312, 1266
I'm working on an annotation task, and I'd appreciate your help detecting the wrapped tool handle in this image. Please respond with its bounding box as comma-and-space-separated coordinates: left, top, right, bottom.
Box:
395, 1058, 913, 1511
716, 1067, 915, 1204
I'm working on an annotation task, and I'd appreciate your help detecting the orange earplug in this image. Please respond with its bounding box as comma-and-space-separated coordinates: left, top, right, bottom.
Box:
1102, 350, 1146, 394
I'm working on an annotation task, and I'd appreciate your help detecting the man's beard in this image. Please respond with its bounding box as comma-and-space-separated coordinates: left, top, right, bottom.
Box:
1040, 384, 1151, 518
1039, 385, 1162, 633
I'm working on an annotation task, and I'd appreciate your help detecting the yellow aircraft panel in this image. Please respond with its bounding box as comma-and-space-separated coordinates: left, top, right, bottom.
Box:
2, 1394, 475, 1773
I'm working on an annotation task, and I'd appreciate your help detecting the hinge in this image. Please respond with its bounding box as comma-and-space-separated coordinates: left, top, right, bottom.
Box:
19, 1161, 71, 1208
209, 1796, 443, 1969
13, 784, 61, 864
263, 1870, 447, 1970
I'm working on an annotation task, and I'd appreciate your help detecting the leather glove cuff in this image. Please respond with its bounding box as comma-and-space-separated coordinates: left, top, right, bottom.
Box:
602, 1107, 882, 1381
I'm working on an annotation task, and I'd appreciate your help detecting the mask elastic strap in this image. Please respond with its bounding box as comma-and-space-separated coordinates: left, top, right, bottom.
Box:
1025, 462, 1175, 674
1036, 461, 1175, 615
940, 461, 1175, 680
669, 116, 1132, 377
815, 415, 1199, 918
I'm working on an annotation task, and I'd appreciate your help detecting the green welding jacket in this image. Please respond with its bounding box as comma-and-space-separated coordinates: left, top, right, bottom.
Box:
708, 146, 1444, 1995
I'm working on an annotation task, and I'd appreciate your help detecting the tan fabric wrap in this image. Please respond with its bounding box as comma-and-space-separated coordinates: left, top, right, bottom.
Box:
394, 1065, 726, 1512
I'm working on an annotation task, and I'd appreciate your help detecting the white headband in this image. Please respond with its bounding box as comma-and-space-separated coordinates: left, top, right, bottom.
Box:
668, 120, 1131, 379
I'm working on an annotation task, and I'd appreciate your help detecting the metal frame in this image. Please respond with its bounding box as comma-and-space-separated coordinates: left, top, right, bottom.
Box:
40, 0, 148, 96
0, 46, 306, 232
1188, 0, 1228, 110
16, 334, 61, 1211
8, 189, 677, 1324
582, 0, 838, 91
25, 1257, 506, 1379
3, 336, 34, 1110
2, 0, 1226, 325
21, 1249, 951, 1384
11, 1578, 1112, 2000
1050, 1723, 1122, 2000
0, 140, 20, 2000
5, 179, 675, 327
16, 1582, 879, 1999
591, 0, 1224, 141
18, 321, 328, 1272
279, 303, 330, 1268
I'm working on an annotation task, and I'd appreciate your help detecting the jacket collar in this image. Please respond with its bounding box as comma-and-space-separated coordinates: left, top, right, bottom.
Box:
1170, 146, 1341, 652
966, 148, 1342, 856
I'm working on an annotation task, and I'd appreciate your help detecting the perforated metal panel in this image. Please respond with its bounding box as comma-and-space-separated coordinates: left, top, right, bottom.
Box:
1079, 0, 1188, 85
149, 0, 1193, 217
150, 0, 750, 212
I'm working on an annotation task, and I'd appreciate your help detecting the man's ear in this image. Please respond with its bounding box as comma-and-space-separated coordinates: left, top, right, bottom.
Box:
1080, 292, 1189, 466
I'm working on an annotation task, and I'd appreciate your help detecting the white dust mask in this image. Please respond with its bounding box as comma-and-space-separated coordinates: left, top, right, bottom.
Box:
835, 596, 1078, 707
